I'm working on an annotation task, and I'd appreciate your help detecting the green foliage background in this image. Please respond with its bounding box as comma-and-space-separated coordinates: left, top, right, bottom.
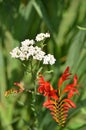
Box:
0, 0, 86, 130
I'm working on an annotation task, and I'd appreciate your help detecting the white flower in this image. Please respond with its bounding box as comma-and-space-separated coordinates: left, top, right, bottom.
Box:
25, 46, 45, 60
33, 46, 45, 61
10, 47, 21, 58
10, 34, 56, 66
34, 46, 41, 52
19, 52, 26, 61
20, 45, 29, 53
35, 33, 50, 41
33, 50, 45, 61
43, 54, 56, 65
27, 46, 36, 58
21, 39, 35, 46
45, 33, 50, 38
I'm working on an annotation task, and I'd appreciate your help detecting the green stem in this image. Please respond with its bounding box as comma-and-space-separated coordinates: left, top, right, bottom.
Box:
30, 60, 38, 129
30, 60, 36, 94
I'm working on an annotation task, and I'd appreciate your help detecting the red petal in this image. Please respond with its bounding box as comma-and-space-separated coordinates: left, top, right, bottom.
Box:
43, 100, 54, 108
63, 99, 76, 108
38, 76, 45, 85
49, 90, 58, 100
37, 86, 44, 94
68, 90, 74, 98
58, 67, 71, 88
58, 77, 63, 88
44, 82, 51, 91
64, 66, 70, 74
63, 84, 73, 93
51, 94, 58, 100
68, 88, 79, 98
62, 75, 79, 94
73, 74, 78, 85
63, 103, 72, 109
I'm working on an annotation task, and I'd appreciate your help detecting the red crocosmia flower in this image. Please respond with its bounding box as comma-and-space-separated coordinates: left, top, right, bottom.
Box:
37, 67, 79, 127
58, 66, 71, 88
5, 82, 24, 97
63, 99, 76, 108
62, 74, 79, 98
43, 100, 54, 108
14, 82, 24, 89
14, 82, 24, 92
38, 74, 58, 100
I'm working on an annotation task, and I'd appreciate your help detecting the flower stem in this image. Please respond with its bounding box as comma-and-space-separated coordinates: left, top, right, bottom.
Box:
31, 93, 38, 130
30, 60, 38, 129
30, 60, 36, 93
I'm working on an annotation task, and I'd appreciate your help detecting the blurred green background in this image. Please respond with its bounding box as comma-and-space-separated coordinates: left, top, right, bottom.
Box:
0, 0, 86, 130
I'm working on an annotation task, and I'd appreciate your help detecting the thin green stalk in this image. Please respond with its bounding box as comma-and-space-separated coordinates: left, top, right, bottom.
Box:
30, 60, 38, 130
30, 60, 36, 93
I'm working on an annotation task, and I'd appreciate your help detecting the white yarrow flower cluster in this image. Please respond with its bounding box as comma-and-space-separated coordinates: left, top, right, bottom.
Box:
43, 54, 56, 65
10, 33, 56, 65
10, 47, 21, 58
21, 39, 35, 46
35, 33, 50, 41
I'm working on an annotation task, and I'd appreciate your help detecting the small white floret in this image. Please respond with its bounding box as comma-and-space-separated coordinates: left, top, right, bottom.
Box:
35, 33, 50, 42
10, 47, 21, 58
21, 39, 35, 46
43, 54, 56, 65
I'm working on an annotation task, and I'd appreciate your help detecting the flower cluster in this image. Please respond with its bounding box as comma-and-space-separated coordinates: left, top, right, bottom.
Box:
37, 67, 79, 126
5, 82, 24, 97
35, 33, 50, 41
10, 33, 56, 65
